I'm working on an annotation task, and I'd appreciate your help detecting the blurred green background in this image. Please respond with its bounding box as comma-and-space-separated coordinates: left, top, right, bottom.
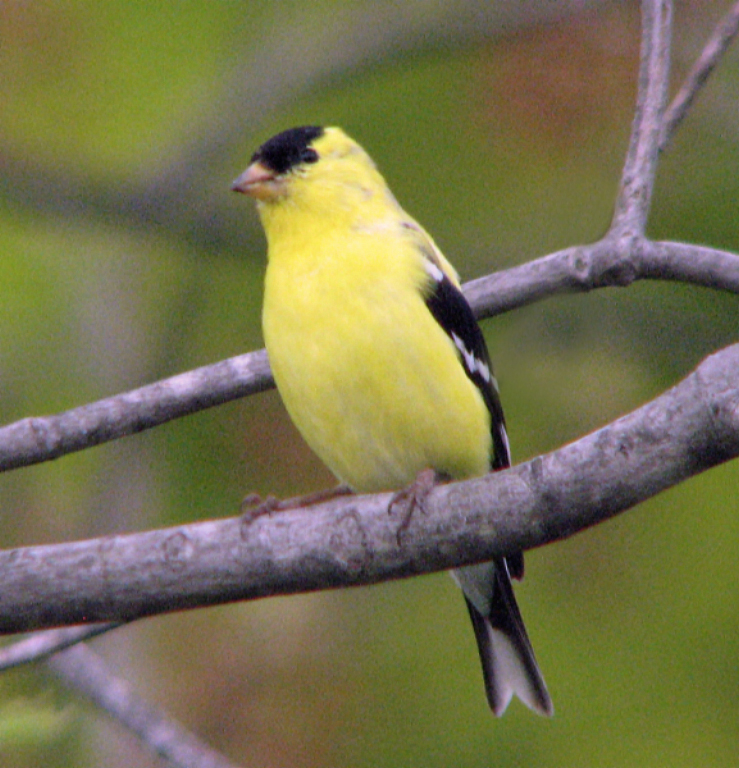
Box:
1, 1, 739, 766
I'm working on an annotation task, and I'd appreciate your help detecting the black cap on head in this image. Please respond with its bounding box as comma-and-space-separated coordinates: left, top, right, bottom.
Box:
251, 126, 324, 175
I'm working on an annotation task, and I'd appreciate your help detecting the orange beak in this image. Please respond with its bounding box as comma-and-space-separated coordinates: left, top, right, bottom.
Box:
231, 162, 278, 198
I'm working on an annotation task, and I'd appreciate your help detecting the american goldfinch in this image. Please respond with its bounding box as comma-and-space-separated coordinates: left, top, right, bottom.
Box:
232, 126, 552, 717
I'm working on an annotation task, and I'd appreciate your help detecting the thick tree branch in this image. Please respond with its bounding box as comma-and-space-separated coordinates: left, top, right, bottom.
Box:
2, 342, 737, 635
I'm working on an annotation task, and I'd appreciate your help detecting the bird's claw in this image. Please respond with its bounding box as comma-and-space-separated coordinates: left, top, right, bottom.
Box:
239, 493, 281, 528
388, 468, 438, 545
239, 485, 354, 537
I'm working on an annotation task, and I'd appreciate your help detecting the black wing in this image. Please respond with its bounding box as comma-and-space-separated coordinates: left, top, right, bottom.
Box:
424, 266, 523, 580
422, 260, 550, 713
423, 269, 510, 471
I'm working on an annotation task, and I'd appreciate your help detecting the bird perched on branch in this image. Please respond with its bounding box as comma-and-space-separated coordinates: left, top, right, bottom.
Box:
232, 125, 552, 716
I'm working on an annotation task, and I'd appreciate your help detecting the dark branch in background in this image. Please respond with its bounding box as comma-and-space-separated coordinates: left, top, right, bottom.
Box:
149, 0, 606, 196
47, 644, 244, 768
2, 342, 738, 634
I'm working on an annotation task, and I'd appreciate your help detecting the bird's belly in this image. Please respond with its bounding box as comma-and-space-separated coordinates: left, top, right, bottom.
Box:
264, 286, 491, 492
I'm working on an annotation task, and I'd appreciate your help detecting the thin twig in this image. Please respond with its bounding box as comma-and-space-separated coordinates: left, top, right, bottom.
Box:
0, 349, 272, 472
660, 0, 739, 151
0, 623, 120, 671
611, 0, 673, 236
47, 643, 243, 768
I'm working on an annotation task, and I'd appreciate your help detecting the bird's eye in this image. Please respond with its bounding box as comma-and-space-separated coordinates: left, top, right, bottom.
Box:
302, 148, 319, 164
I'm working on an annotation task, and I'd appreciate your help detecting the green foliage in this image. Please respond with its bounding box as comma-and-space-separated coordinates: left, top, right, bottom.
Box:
0, 2, 738, 766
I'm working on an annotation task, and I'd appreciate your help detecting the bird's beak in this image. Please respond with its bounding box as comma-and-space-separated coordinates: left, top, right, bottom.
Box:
231, 162, 279, 199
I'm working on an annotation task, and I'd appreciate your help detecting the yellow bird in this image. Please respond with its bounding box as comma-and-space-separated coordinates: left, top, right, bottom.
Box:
232, 126, 552, 716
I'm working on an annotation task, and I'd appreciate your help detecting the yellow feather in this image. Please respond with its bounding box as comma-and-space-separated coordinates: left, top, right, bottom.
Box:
233, 126, 552, 717
257, 128, 490, 491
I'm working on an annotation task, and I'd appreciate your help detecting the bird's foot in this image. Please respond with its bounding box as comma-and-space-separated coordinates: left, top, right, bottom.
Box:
239, 485, 353, 533
388, 468, 440, 545
239, 493, 281, 525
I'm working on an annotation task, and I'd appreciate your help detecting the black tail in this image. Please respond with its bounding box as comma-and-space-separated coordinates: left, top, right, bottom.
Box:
455, 558, 552, 716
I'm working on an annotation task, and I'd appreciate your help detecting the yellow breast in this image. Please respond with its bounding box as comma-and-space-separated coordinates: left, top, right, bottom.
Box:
262, 224, 491, 492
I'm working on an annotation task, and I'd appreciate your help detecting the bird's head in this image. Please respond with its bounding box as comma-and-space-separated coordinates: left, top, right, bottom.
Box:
232, 126, 395, 217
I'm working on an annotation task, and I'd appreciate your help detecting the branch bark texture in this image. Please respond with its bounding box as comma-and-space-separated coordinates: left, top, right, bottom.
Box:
2, 2, 739, 766
3, 343, 738, 635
